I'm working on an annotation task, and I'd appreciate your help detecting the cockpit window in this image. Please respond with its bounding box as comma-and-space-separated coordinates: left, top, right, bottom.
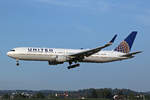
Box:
10, 49, 15, 51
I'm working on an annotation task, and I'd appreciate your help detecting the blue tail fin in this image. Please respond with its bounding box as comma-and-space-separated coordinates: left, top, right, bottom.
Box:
114, 31, 137, 53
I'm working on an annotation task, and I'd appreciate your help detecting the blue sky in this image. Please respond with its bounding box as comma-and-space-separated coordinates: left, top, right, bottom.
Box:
0, 0, 149, 91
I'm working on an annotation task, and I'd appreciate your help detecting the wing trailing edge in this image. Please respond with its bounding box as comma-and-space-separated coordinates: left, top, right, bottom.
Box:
69, 34, 117, 59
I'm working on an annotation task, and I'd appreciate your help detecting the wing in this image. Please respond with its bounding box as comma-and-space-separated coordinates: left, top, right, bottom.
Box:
69, 34, 117, 60
121, 51, 142, 57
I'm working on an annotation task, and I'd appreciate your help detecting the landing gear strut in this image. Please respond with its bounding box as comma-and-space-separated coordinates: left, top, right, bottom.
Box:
16, 60, 19, 66
67, 62, 80, 69
69, 61, 72, 65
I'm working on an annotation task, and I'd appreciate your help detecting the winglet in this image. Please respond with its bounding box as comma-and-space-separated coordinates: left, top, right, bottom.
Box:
109, 34, 117, 44
69, 34, 117, 58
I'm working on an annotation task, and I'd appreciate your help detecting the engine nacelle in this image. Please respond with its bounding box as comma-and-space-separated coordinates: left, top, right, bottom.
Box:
48, 55, 68, 65
56, 55, 68, 62
48, 61, 63, 65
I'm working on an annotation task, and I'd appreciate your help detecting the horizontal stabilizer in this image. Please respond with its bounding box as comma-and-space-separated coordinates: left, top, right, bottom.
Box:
122, 51, 142, 57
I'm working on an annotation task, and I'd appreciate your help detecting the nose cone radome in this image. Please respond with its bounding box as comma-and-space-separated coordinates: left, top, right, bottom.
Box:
7, 52, 12, 57
7, 51, 17, 59
7, 52, 10, 56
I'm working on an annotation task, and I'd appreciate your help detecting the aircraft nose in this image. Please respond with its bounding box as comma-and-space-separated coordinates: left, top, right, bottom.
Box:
7, 52, 12, 57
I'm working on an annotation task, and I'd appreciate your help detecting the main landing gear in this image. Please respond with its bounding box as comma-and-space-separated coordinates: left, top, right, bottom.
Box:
16, 59, 19, 66
67, 62, 80, 69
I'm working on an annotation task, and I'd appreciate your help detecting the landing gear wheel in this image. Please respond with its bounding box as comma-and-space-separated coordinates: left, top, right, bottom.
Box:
67, 64, 80, 69
16, 63, 19, 66
68, 67, 71, 69
16, 60, 19, 66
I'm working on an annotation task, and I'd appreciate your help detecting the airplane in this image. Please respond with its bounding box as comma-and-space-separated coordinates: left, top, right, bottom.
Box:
7, 31, 142, 69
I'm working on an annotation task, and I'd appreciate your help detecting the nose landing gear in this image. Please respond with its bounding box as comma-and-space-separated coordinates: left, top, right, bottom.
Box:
16, 60, 19, 66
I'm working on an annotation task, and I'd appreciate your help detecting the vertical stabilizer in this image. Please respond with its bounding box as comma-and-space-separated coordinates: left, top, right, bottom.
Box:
114, 31, 137, 53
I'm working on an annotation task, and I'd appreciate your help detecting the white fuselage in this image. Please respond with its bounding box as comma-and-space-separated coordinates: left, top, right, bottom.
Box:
7, 47, 129, 64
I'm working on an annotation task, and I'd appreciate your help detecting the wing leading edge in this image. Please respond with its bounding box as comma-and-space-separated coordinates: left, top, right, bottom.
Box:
69, 34, 117, 60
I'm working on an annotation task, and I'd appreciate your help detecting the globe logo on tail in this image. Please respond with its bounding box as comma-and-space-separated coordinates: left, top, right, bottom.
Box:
114, 41, 130, 53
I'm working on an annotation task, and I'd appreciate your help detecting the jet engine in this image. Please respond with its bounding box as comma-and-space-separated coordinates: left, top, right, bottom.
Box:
56, 55, 68, 62
48, 61, 64, 65
48, 55, 68, 65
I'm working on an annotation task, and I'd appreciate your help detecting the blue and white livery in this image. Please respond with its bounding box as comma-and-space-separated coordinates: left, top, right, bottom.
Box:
7, 31, 142, 69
